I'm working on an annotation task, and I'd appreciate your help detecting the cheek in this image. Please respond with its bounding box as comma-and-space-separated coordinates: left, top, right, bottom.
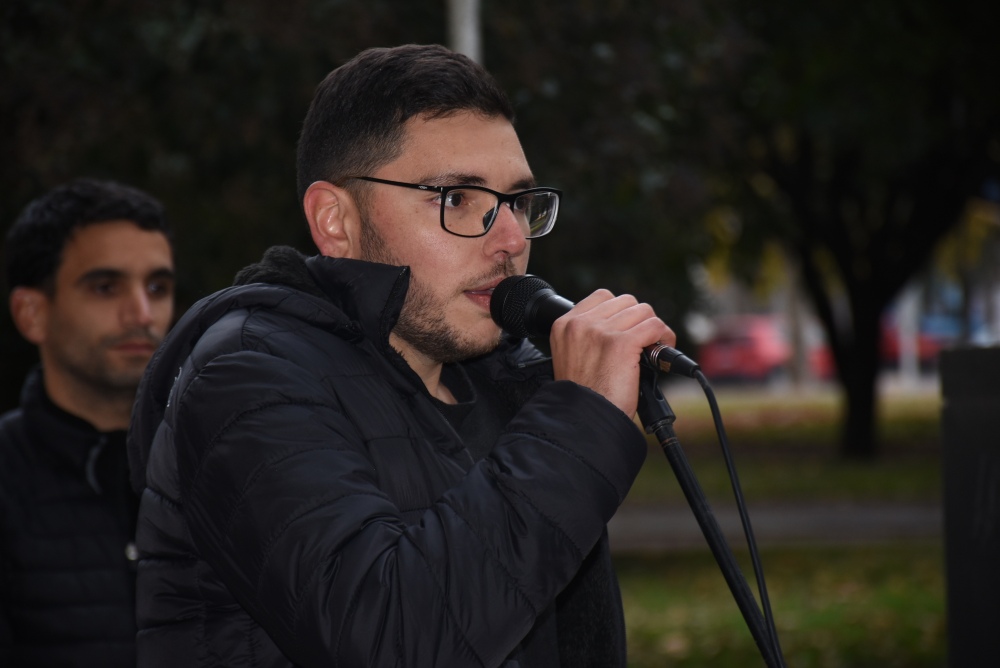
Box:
49, 303, 91, 331
518, 242, 531, 270
391, 226, 459, 275
152, 302, 174, 329
45, 308, 99, 350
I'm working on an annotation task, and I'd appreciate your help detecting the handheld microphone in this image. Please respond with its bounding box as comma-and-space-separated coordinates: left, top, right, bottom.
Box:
490, 274, 700, 378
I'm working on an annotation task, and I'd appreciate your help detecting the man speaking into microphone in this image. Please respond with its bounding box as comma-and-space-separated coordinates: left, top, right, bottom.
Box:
128, 44, 673, 668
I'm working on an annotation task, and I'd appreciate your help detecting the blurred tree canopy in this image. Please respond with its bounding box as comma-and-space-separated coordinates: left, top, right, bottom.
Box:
673, 0, 1000, 457
485, 0, 1000, 458
3, 0, 998, 461
1, 0, 444, 408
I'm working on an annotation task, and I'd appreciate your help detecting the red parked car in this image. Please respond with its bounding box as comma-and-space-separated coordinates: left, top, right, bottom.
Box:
696, 315, 792, 382
879, 324, 943, 370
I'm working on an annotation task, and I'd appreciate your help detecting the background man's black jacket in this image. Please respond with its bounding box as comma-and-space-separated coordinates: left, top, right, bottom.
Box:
0, 369, 138, 667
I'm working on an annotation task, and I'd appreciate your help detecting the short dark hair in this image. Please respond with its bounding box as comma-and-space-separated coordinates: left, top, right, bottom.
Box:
5, 178, 171, 292
295, 44, 515, 203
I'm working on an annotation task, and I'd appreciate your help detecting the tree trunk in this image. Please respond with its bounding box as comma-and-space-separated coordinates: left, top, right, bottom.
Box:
839, 349, 880, 460
837, 304, 882, 459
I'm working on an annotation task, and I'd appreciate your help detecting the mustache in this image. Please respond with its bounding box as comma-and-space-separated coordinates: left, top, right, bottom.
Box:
465, 258, 519, 291
102, 329, 162, 348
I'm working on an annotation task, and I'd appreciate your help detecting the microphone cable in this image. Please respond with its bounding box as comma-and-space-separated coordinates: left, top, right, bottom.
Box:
693, 368, 786, 666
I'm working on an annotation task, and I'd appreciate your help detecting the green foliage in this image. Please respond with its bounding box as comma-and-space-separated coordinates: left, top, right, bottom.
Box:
617, 545, 946, 667
484, 0, 717, 321
2, 0, 445, 293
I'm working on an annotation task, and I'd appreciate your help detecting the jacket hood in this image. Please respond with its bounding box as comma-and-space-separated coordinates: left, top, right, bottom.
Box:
127, 246, 411, 493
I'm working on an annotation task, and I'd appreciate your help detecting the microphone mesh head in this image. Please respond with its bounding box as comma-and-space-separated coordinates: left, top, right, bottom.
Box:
490, 274, 553, 338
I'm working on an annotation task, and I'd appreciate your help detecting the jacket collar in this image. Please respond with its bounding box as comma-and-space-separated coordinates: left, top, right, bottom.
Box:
19, 366, 117, 471
231, 245, 410, 353
305, 254, 410, 353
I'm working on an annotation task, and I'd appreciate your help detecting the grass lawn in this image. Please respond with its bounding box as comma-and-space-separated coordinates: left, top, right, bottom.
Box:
617, 544, 945, 667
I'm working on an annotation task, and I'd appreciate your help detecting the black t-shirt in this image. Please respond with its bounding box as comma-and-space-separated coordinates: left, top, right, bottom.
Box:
432, 363, 513, 462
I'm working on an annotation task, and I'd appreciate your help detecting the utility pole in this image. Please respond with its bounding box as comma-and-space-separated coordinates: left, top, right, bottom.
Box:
447, 0, 481, 64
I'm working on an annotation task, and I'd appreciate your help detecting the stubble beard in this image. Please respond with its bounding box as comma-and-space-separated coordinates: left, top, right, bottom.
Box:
50, 328, 160, 404
358, 214, 513, 364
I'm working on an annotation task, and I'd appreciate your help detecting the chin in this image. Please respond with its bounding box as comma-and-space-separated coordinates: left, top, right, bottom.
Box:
468, 330, 505, 359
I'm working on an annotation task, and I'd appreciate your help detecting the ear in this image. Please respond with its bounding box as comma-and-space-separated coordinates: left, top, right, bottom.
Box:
9, 287, 49, 346
303, 181, 362, 259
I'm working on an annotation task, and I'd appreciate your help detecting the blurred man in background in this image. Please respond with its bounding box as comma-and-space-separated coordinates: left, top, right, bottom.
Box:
0, 178, 175, 667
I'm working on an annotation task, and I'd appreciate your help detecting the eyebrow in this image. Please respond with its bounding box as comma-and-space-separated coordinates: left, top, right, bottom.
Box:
148, 268, 177, 282
419, 171, 538, 191
75, 266, 176, 286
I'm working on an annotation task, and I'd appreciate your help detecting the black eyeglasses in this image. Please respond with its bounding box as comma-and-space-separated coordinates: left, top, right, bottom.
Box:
346, 176, 561, 239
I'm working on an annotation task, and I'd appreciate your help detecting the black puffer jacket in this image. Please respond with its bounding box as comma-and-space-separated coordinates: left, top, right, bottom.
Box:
128, 247, 647, 667
0, 369, 139, 667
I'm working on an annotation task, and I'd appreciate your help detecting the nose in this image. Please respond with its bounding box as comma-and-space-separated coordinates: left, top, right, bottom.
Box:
484, 202, 528, 258
121, 285, 154, 329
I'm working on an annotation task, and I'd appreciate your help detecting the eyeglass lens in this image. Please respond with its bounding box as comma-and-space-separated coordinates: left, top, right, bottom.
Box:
442, 188, 558, 238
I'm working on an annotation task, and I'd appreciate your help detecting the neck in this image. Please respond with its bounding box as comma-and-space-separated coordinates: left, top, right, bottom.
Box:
42, 371, 134, 432
389, 333, 456, 404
